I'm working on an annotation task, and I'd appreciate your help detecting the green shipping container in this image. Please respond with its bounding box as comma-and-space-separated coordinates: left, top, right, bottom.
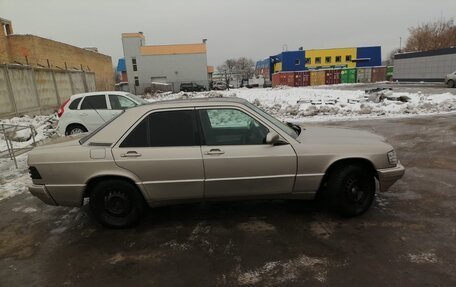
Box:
340, 68, 357, 83
387, 66, 394, 80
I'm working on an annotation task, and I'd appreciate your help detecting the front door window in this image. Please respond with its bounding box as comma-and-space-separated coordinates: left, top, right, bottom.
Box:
199, 109, 269, 145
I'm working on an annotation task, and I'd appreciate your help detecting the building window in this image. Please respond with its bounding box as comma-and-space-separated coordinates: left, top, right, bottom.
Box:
134, 76, 139, 86
295, 59, 301, 65
305, 58, 311, 64
315, 57, 321, 64
346, 55, 352, 62
132, 57, 138, 71
335, 56, 341, 63
325, 56, 331, 63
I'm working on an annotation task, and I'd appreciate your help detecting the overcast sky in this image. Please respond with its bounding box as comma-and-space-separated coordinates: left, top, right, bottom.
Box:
2, 0, 455, 67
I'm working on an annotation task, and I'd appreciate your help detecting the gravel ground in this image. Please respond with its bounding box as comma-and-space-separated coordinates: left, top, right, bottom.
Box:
0, 114, 455, 287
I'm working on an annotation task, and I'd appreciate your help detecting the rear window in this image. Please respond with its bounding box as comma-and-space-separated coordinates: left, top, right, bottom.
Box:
81, 95, 107, 110
69, 97, 82, 110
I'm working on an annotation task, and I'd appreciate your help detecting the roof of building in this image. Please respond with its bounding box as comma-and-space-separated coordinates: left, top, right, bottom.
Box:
140, 43, 207, 56
117, 58, 126, 72
121, 33, 145, 39
394, 47, 456, 60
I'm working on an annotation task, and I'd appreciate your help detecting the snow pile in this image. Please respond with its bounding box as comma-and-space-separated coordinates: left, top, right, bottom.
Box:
0, 114, 57, 152
149, 87, 456, 122
0, 154, 30, 201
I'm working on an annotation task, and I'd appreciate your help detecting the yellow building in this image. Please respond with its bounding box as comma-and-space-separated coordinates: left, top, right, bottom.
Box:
305, 47, 357, 69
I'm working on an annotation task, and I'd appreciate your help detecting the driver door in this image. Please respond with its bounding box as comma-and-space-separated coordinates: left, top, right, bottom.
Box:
198, 107, 297, 198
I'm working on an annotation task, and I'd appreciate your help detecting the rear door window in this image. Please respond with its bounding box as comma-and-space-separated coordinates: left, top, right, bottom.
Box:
120, 110, 199, 148
80, 95, 107, 110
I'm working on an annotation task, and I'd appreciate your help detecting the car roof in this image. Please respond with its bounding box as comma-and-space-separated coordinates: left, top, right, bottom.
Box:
85, 97, 251, 144
135, 97, 249, 110
71, 91, 130, 99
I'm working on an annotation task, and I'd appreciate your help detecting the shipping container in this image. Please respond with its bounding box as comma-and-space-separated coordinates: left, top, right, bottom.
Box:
310, 70, 326, 86
325, 70, 335, 85
357, 67, 372, 83
340, 68, 357, 83
294, 72, 303, 87
285, 72, 295, 86
371, 67, 387, 82
279, 73, 288, 85
272, 73, 280, 87
324, 69, 341, 85
303, 71, 311, 86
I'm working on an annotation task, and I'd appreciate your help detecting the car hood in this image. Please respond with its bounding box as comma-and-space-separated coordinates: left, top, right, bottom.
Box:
296, 127, 386, 145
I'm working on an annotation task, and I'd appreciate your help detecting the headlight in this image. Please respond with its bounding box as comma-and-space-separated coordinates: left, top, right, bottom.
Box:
387, 150, 398, 165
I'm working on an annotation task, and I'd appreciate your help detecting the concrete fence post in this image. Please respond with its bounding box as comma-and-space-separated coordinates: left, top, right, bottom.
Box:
30, 67, 42, 113
82, 71, 89, 93
68, 71, 76, 94
4, 65, 19, 116
50, 69, 61, 105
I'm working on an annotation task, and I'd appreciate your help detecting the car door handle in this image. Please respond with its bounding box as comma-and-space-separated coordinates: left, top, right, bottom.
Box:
80, 113, 88, 116
120, 151, 142, 158
205, 149, 225, 155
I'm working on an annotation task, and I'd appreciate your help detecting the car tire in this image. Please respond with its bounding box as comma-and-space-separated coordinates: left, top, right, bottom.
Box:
89, 179, 146, 228
66, 124, 87, 135
326, 164, 375, 217
448, 80, 455, 88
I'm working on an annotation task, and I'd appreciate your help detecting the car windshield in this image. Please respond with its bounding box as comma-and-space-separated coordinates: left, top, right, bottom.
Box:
126, 93, 148, 105
245, 102, 299, 139
79, 110, 125, 144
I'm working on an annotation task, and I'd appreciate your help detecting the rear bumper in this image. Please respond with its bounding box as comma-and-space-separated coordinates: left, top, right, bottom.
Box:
28, 184, 57, 206
377, 162, 405, 192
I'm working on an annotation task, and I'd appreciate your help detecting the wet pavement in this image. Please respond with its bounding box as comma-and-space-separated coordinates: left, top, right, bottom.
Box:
0, 114, 455, 286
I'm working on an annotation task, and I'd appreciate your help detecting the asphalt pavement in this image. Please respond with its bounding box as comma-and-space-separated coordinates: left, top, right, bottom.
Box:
0, 114, 455, 286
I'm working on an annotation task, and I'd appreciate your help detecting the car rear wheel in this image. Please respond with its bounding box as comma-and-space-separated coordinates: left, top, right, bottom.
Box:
327, 165, 375, 217
90, 180, 146, 228
66, 124, 87, 135
448, 80, 455, 88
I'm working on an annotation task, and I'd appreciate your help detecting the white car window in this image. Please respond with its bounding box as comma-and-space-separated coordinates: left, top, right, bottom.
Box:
109, 95, 137, 110
80, 95, 107, 110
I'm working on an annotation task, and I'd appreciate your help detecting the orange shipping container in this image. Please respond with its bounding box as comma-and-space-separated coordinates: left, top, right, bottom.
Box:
310, 70, 325, 86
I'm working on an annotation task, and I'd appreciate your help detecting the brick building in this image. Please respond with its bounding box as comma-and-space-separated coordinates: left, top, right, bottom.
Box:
0, 18, 114, 91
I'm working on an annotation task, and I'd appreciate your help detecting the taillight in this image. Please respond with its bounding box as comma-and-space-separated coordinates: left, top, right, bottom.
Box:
57, 98, 70, 118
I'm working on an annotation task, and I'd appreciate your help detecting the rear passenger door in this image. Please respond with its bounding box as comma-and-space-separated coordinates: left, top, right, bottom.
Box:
79, 94, 112, 131
111, 109, 205, 202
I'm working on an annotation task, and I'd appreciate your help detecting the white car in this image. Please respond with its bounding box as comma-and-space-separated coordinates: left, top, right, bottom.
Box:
57, 91, 147, 135
445, 71, 456, 88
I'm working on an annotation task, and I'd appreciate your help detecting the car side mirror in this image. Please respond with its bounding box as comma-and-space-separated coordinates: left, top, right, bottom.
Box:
266, 132, 288, 145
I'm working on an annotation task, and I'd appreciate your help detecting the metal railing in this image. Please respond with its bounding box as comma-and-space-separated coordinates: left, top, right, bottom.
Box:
0, 124, 36, 168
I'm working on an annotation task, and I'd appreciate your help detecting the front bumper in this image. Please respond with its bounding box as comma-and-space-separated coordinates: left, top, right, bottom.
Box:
377, 162, 405, 192
28, 184, 58, 206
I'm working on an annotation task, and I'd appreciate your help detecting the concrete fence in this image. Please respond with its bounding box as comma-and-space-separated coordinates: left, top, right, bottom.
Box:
0, 64, 96, 118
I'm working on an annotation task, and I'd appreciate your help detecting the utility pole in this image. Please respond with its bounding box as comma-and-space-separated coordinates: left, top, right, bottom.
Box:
399, 37, 402, 53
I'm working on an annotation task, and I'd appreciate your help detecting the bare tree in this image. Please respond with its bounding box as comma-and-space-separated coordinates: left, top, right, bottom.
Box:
404, 18, 456, 52
385, 48, 401, 66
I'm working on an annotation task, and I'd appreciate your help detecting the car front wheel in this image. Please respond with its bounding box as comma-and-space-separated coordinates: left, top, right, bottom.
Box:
90, 180, 146, 228
327, 165, 375, 217
448, 80, 455, 88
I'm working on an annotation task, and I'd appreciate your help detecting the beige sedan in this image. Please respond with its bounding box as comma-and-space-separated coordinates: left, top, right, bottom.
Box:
28, 98, 404, 228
